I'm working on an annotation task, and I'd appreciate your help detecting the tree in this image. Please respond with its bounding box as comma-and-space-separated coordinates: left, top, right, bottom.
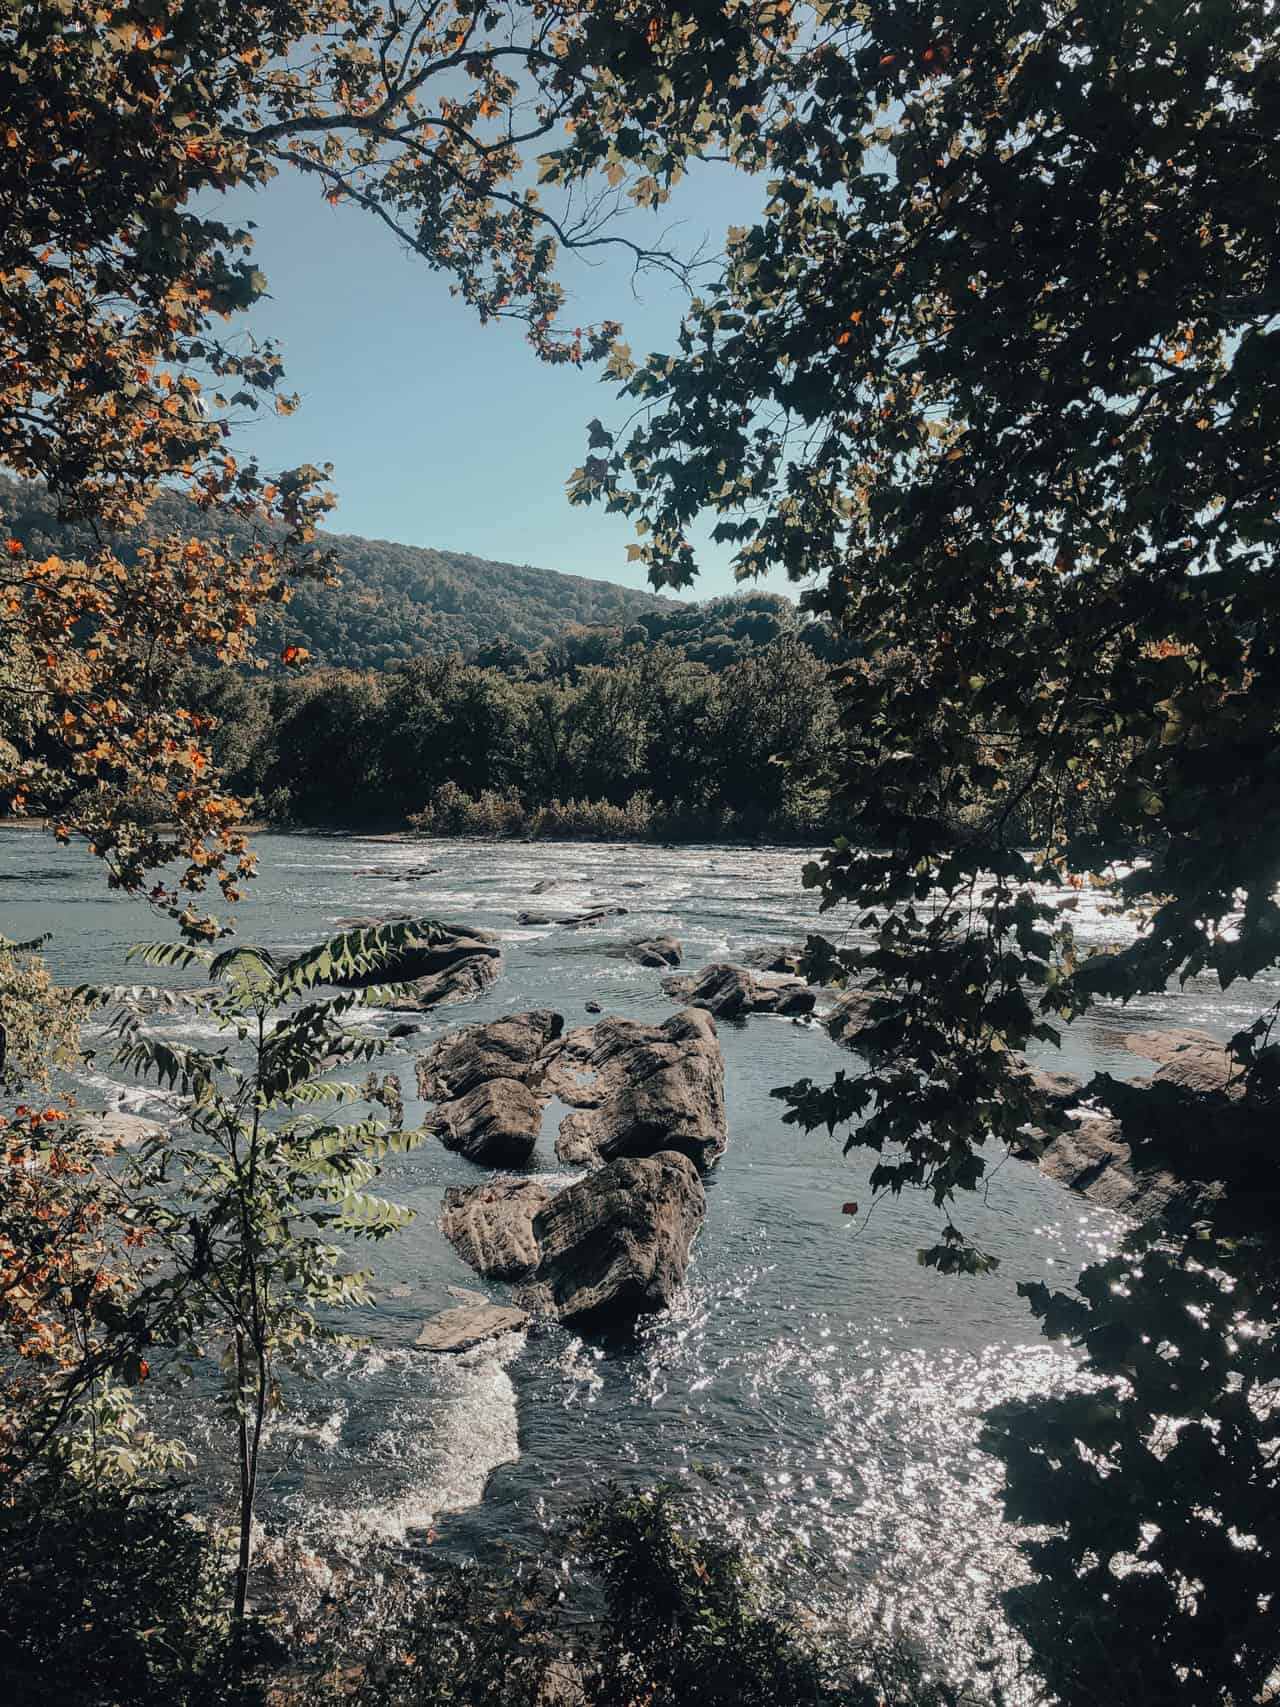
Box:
1, 0, 784, 933
571, 1, 1280, 1695
85, 920, 440, 1643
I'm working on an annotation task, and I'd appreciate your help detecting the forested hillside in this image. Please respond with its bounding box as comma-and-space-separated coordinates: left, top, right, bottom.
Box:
0, 475, 679, 666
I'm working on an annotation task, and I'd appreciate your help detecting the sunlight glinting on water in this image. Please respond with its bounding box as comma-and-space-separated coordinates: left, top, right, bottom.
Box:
5, 827, 1265, 1697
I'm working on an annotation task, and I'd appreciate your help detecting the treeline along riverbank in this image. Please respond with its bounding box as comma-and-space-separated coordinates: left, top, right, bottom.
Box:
182, 614, 1114, 849
183, 628, 845, 839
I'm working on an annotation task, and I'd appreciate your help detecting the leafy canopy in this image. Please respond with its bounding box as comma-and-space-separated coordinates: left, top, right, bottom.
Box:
573, 3, 1280, 1696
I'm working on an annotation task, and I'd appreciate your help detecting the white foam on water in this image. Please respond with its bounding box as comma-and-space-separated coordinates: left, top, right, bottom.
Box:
286, 1333, 524, 1559
74, 1070, 188, 1116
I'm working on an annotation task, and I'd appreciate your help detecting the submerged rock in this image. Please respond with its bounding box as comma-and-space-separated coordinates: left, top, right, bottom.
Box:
357, 864, 443, 881
526, 1151, 705, 1327
415, 1303, 528, 1353
550, 1008, 727, 1169
517, 905, 629, 929
440, 1176, 551, 1280
662, 962, 815, 1020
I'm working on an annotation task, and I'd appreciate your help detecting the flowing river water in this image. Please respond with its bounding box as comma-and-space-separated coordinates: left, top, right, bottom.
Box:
4, 829, 1271, 1697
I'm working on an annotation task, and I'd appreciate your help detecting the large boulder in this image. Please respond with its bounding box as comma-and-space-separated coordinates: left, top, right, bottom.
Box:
417, 1011, 565, 1166
1031, 1113, 1188, 1221
550, 1008, 727, 1169
430, 1079, 544, 1167
439, 1176, 551, 1280
526, 1151, 705, 1327
662, 962, 814, 1019
415, 1303, 528, 1353
416, 1010, 563, 1101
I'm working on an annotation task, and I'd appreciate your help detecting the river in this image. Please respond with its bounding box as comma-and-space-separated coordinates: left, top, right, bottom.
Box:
4, 828, 1267, 1697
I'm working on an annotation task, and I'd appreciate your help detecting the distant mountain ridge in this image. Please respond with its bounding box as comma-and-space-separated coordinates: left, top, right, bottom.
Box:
0, 475, 682, 669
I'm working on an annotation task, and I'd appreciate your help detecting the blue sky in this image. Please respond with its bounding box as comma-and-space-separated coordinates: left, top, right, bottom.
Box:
217, 163, 789, 602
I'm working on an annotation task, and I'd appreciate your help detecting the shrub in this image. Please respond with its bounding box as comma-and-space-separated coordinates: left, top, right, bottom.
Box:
0, 1485, 255, 1707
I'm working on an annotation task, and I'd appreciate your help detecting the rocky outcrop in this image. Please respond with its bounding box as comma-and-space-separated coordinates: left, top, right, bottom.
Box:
430, 1079, 545, 1166
661, 962, 815, 1019
610, 935, 682, 969
415, 1303, 528, 1352
548, 1008, 727, 1169
1122, 1028, 1241, 1097
416, 1010, 563, 1102
525, 1151, 705, 1327
440, 1176, 551, 1280
435, 1010, 723, 1329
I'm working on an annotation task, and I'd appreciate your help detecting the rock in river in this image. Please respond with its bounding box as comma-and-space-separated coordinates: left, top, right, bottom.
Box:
1122, 1028, 1241, 1097
526, 1151, 705, 1328
741, 943, 806, 975
440, 1176, 551, 1280
609, 935, 682, 968
516, 905, 629, 929
823, 989, 879, 1049
415, 1303, 528, 1353
662, 962, 814, 1019
324, 921, 503, 1011
416, 1009, 563, 1102
417, 1010, 566, 1165
550, 1008, 727, 1169
429, 1078, 545, 1167
69, 1110, 165, 1149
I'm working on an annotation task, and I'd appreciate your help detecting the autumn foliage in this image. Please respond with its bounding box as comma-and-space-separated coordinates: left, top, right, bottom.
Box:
1, 0, 785, 933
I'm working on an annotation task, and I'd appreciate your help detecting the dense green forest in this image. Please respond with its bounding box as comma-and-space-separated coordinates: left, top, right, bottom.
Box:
184, 623, 845, 836
0, 475, 679, 666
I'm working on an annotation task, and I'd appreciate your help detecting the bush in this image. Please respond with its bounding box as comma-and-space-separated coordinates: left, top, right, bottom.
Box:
0, 1485, 255, 1707
408, 782, 528, 837
331, 1486, 959, 1707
